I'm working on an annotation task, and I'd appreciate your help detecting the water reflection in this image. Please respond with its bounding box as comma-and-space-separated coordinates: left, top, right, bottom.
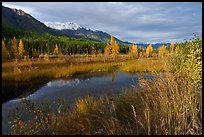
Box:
2, 79, 48, 103
111, 72, 116, 82
2, 71, 155, 134
46, 79, 80, 87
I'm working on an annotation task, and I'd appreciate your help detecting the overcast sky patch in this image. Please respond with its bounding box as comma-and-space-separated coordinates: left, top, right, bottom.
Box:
2, 2, 202, 44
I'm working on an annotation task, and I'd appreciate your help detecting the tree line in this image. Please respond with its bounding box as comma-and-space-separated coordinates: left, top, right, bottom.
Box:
2, 32, 129, 61
2, 29, 172, 61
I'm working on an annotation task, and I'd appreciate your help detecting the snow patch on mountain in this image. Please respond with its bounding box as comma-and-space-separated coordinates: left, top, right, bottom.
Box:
44, 21, 89, 30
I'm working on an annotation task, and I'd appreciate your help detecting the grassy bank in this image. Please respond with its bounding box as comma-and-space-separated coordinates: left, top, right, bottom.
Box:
2, 61, 121, 82
10, 72, 202, 135
2, 55, 165, 83
121, 57, 165, 73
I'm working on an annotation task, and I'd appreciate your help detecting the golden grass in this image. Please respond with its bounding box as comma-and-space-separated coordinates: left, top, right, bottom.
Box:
10, 72, 202, 135
121, 57, 165, 73
2, 63, 120, 82
7, 38, 202, 135
2, 55, 165, 82
2, 56, 123, 82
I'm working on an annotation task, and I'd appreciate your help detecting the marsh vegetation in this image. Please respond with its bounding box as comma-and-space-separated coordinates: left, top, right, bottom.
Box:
2, 35, 202, 135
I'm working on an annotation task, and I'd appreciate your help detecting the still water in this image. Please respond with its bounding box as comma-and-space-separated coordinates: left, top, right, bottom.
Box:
2, 71, 154, 134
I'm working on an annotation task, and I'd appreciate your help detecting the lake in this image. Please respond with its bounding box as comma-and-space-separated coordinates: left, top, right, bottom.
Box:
2, 71, 154, 134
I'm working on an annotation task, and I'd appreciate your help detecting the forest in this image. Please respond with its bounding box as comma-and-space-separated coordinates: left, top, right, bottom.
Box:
2, 28, 130, 60
2, 30, 202, 135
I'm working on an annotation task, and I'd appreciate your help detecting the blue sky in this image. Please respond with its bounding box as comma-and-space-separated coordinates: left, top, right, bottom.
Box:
2, 2, 202, 44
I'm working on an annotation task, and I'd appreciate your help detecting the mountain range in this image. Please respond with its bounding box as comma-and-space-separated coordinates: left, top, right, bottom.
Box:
2, 5, 170, 48
137, 43, 171, 49
2, 6, 132, 45
44, 22, 84, 30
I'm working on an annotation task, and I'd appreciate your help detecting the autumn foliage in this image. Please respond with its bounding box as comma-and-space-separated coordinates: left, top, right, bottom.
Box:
146, 44, 153, 57
104, 35, 120, 58
18, 39, 25, 59
54, 44, 59, 56
129, 44, 139, 59
158, 45, 167, 58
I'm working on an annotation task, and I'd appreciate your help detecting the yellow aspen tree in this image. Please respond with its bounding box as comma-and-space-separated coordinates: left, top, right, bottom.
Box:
104, 47, 109, 58
170, 43, 175, 54
113, 41, 120, 58
44, 53, 49, 61
18, 39, 25, 59
12, 37, 18, 59
104, 35, 119, 58
128, 46, 132, 58
98, 49, 102, 57
104, 43, 111, 57
110, 35, 115, 45
146, 44, 153, 57
2, 39, 8, 62
158, 45, 167, 58
54, 44, 59, 56
129, 44, 139, 59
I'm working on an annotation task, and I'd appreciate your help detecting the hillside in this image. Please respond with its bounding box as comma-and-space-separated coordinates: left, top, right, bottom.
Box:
2, 6, 131, 45
2, 6, 61, 36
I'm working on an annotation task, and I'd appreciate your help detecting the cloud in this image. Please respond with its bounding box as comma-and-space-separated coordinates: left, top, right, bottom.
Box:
2, 2, 202, 43
2, 2, 38, 15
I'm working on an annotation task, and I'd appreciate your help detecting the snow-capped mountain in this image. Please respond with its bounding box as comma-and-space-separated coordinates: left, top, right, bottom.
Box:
43, 22, 131, 45
3, 5, 132, 45
44, 21, 85, 30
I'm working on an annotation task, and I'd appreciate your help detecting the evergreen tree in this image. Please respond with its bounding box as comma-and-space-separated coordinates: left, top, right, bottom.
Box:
2, 39, 8, 61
